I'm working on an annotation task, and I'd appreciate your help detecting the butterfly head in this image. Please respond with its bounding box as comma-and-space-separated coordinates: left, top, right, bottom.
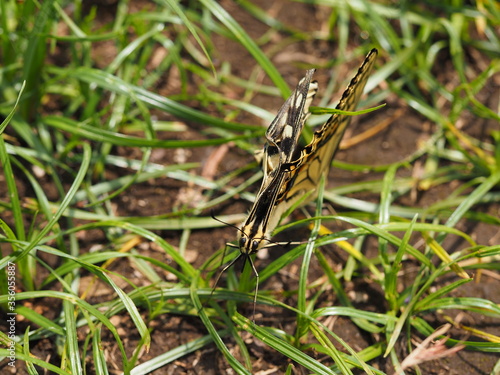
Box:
237, 229, 269, 256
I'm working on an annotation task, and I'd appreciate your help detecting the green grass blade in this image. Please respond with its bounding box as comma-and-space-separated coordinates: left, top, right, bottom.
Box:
233, 312, 335, 375
69, 68, 259, 132
190, 274, 251, 374
198, 0, 289, 97
0, 142, 91, 267
160, 0, 216, 74
129, 330, 230, 374
43, 116, 254, 148
62, 286, 83, 374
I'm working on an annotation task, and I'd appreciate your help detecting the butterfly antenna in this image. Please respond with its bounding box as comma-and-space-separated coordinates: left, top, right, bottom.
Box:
210, 210, 245, 235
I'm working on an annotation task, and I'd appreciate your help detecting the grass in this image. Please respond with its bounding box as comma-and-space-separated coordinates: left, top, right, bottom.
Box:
1, 0, 500, 374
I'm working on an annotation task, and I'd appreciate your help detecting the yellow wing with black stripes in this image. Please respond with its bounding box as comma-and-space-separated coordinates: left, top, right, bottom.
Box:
277, 49, 378, 211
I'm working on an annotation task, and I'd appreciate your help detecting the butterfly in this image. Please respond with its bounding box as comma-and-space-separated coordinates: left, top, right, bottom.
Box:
215, 48, 378, 299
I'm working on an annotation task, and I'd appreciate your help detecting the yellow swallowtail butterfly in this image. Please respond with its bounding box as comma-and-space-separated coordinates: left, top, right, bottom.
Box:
217, 48, 378, 295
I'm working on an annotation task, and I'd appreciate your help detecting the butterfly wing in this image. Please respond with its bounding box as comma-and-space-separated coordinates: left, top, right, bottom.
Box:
278, 49, 378, 211
239, 70, 318, 253
259, 70, 318, 194
264, 69, 318, 166
238, 48, 378, 254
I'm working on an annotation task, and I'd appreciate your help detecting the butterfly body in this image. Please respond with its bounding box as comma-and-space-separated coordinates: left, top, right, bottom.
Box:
233, 69, 319, 256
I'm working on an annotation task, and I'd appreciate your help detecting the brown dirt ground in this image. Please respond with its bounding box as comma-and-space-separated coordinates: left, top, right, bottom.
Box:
1, 0, 499, 374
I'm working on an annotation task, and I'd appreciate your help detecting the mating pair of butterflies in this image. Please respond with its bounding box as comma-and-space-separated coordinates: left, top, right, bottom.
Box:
224, 48, 378, 280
